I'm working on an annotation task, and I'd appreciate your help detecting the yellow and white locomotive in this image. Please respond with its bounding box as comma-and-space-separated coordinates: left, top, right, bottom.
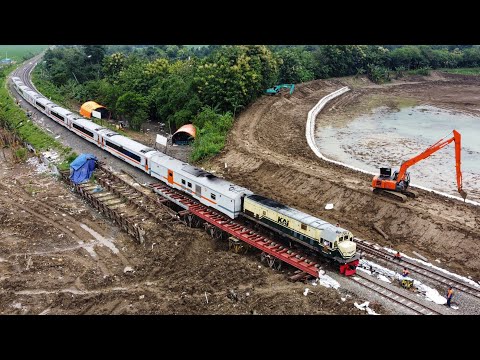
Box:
243, 195, 358, 264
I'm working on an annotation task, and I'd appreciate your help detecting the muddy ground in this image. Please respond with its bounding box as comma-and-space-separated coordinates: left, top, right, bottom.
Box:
203, 72, 480, 279
0, 139, 367, 315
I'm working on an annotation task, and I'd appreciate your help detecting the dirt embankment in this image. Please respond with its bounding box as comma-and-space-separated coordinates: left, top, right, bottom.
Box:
0, 138, 368, 314
203, 73, 480, 278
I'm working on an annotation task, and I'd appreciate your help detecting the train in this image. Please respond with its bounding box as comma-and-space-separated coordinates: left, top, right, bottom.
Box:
11, 76, 360, 273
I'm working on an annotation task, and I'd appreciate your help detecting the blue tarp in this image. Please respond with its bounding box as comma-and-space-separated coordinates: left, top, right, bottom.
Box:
70, 153, 97, 184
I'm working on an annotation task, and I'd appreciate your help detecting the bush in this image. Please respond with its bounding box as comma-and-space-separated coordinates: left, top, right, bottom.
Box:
190, 108, 233, 162
411, 66, 432, 76
15, 147, 28, 161
367, 65, 391, 84
394, 66, 406, 79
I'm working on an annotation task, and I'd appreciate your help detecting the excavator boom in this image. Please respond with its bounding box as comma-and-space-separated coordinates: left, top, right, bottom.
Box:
372, 129, 467, 201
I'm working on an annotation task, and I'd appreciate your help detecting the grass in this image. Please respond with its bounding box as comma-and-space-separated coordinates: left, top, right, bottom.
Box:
0, 45, 48, 62
438, 67, 480, 75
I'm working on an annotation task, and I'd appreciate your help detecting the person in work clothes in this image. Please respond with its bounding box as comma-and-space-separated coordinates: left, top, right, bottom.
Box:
446, 287, 454, 307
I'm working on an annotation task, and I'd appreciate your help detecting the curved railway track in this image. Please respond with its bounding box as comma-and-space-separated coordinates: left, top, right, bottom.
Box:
353, 272, 442, 315
354, 238, 480, 299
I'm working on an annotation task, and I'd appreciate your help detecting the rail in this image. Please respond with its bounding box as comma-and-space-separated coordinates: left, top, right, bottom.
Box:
354, 272, 443, 315
354, 238, 480, 299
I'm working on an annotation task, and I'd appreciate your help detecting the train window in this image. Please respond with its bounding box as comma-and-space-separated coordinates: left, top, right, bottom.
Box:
211, 193, 216, 200
51, 110, 64, 121
36, 102, 45, 110
105, 140, 141, 162
181, 179, 186, 185
188, 182, 192, 188
301, 224, 307, 231
73, 123, 94, 138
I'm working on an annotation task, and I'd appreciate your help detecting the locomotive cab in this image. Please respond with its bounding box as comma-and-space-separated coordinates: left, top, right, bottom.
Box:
325, 227, 356, 259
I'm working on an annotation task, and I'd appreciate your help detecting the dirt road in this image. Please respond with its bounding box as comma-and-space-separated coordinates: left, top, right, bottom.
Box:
203, 73, 480, 278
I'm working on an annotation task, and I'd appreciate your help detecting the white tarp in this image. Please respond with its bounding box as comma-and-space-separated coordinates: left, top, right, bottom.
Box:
92, 110, 102, 119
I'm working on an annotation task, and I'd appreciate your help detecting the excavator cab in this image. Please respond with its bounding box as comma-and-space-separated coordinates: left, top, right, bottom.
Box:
392, 170, 410, 190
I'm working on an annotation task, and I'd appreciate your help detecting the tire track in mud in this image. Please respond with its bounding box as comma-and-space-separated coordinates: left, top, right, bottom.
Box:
0, 182, 129, 277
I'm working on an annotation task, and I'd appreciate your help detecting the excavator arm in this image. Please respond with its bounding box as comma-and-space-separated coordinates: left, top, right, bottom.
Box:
396, 130, 466, 199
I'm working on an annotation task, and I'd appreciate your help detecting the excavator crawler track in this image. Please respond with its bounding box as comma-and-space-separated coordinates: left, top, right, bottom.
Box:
404, 190, 418, 198
372, 188, 407, 202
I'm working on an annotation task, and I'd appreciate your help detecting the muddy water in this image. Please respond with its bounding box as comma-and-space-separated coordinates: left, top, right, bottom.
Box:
315, 105, 480, 202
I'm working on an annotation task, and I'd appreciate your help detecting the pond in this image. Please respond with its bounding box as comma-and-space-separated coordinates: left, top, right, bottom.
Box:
315, 105, 480, 202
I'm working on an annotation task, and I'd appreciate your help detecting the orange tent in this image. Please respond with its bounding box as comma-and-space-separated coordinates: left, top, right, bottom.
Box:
80, 101, 108, 119
172, 124, 196, 144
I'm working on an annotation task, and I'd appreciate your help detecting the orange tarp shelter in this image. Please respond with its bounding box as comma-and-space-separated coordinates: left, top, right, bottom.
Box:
80, 101, 107, 119
172, 124, 196, 144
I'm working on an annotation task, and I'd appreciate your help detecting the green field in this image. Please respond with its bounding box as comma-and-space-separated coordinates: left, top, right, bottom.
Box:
0, 45, 48, 61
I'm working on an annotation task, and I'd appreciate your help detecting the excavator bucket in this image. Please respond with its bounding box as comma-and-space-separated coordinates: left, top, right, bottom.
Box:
459, 189, 467, 201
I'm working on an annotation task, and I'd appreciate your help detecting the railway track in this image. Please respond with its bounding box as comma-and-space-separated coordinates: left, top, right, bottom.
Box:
353, 272, 443, 315
354, 238, 480, 299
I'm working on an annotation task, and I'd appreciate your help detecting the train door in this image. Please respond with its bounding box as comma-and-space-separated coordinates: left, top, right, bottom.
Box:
195, 184, 201, 198
167, 169, 173, 184
145, 158, 149, 172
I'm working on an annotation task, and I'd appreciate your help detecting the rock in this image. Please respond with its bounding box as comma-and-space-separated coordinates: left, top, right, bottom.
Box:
123, 266, 134, 274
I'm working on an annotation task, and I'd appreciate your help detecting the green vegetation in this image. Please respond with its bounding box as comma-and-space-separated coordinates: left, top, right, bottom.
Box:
408, 66, 432, 76
190, 107, 233, 161
34, 45, 480, 162
32, 68, 71, 107
15, 147, 28, 161
0, 45, 48, 61
0, 66, 76, 168
57, 151, 78, 171
439, 67, 480, 75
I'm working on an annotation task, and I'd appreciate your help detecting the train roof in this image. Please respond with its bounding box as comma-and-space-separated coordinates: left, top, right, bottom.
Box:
49, 106, 72, 117
72, 118, 106, 132
104, 133, 156, 154
247, 194, 350, 239
36, 97, 54, 106
24, 89, 40, 98
11, 76, 21, 82
150, 153, 253, 198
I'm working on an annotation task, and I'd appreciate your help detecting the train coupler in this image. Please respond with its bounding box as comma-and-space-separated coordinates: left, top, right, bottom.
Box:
340, 259, 359, 276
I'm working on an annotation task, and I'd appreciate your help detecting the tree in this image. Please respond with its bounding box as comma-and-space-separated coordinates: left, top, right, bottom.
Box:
115, 92, 149, 130
194, 45, 279, 113
83, 45, 106, 64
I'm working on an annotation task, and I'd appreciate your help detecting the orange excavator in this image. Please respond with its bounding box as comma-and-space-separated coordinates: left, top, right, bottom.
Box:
372, 130, 467, 202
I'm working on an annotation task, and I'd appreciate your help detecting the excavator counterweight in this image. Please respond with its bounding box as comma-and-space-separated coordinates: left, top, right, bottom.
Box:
372, 130, 467, 202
